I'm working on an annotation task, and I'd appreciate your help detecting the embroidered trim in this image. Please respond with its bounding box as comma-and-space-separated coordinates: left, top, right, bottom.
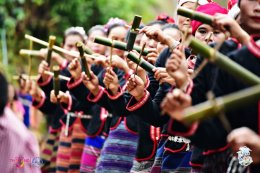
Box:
168, 120, 199, 137
110, 117, 122, 131
126, 90, 150, 112
247, 35, 260, 58
189, 161, 203, 168
67, 73, 83, 89
124, 69, 134, 80
87, 86, 105, 103
202, 143, 230, 155
37, 74, 52, 87
105, 86, 123, 100
33, 91, 46, 109
124, 117, 138, 135
144, 75, 150, 89
60, 60, 68, 70
164, 143, 187, 153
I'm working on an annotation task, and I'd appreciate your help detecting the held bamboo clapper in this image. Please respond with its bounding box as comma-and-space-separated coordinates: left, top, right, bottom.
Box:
76, 41, 92, 79
46, 36, 56, 66
53, 65, 60, 99
126, 15, 142, 51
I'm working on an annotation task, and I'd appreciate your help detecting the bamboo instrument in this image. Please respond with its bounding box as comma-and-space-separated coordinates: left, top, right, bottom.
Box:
126, 15, 142, 51
53, 66, 60, 97
20, 49, 42, 57
76, 42, 92, 79
25, 34, 80, 58
13, 74, 38, 80
94, 36, 149, 56
46, 36, 56, 66
182, 84, 260, 124
43, 71, 70, 81
185, 36, 260, 86
127, 52, 155, 74
25, 34, 96, 59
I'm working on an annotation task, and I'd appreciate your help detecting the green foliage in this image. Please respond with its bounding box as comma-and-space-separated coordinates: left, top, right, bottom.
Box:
0, 0, 166, 75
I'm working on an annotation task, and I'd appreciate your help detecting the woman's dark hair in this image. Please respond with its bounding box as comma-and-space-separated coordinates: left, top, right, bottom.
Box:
0, 72, 8, 115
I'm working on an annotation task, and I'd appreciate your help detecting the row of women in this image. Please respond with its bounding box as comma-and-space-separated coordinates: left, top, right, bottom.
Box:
19, 0, 260, 172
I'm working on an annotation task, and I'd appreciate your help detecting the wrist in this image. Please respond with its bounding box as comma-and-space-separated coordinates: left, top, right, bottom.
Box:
110, 85, 120, 95
237, 30, 250, 45
135, 90, 146, 101
91, 87, 100, 96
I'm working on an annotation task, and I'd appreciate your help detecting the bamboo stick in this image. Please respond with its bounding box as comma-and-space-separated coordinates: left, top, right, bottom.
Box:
20, 49, 42, 57
13, 74, 38, 80
25, 34, 95, 59
76, 42, 92, 79
126, 15, 142, 51
53, 66, 60, 96
43, 71, 70, 81
182, 84, 260, 124
25, 34, 80, 58
94, 36, 149, 55
46, 36, 56, 66
186, 36, 260, 86
177, 7, 213, 26
127, 52, 155, 74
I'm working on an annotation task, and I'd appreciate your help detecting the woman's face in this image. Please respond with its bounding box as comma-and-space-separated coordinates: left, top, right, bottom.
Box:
194, 24, 225, 44
240, 0, 260, 35
63, 34, 84, 61
178, 2, 195, 31
87, 30, 107, 55
108, 26, 127, 57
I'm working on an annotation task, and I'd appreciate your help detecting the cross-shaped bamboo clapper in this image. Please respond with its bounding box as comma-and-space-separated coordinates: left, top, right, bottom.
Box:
76, 41, 92, 79
24, 34, 94, 59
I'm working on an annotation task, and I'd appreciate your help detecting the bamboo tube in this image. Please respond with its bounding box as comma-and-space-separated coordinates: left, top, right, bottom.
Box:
28, 40, 33, 79
46, 36, 56, 66
182, 84, 260, 124
94, 36, 149, 55
76, 42, 92, 79
44, 71, 70, 81
20, 49, 42, 57
53, 66, 60, 96
84, 45, 94, 55
25, 34, 80, 58
126, 15, 142, 51
13, 74, 38, 80
186, 36, 260, 86
177, 7, 213, 26
127, 52, 155, 74
25, 34, 95, 59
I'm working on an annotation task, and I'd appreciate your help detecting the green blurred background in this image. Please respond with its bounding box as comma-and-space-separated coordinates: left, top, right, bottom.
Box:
0, 0, 227, 79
